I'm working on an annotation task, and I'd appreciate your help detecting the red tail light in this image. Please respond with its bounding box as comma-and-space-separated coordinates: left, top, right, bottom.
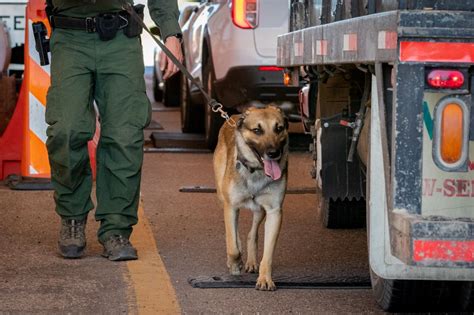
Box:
232, 0, 258, 29
427, 70, 464, 89
258, 66, 283, 71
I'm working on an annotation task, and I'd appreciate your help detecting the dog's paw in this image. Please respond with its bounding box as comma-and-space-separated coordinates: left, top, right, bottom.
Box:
255, 276, 276, 291
245, 261, 259, 273
228, 261, 243, 276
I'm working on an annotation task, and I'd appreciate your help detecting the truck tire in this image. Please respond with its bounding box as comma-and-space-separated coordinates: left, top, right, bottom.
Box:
163, 73, 180, 107
320, 197, 366, 229
370, 270, 466, 312
460, 282, 474, 311
203, 58, 224, 150
180, 71, 204, 133
152, 66, 164, 103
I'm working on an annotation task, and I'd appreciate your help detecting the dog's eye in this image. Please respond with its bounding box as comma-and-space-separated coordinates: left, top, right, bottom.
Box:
275, 125, 284, 133
252, 128, 263, 135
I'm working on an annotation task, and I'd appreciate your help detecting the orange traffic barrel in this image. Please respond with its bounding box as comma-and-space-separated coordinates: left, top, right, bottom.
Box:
23, 0, 98, 179
23, 1, 51, 177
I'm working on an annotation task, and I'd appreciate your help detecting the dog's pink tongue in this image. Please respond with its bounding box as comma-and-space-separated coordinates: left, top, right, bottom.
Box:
263, 159, 282, 180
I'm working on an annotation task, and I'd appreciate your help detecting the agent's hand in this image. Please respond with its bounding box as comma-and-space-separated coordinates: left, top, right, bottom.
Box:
160, 36, 183, 80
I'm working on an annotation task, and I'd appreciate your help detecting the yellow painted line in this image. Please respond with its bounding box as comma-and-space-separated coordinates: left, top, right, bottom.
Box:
126, 203, 181, 315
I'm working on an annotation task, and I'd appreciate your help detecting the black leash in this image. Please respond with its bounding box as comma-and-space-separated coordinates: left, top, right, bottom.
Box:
122, 3, 236, 127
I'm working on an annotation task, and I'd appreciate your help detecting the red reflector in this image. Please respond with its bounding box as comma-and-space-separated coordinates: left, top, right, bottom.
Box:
413, 240, 474, 262
259, 66, 283, 71
427, 70, 464, 89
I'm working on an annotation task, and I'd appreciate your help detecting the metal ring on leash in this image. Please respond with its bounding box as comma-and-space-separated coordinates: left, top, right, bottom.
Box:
209, 100, 236, 127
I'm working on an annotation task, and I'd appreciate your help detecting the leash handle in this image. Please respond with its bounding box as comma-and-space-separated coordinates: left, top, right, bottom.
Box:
122, 3, 235, 127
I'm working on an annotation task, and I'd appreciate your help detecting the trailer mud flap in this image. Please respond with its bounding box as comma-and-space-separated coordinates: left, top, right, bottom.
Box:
320, 115, 365, 201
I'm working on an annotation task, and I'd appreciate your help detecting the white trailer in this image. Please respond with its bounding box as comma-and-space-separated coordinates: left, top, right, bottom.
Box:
278, 0, 474, 311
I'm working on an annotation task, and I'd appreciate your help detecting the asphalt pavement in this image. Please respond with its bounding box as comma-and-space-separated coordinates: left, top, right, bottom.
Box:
0, 77, 382, 314
141, 104, 380, 313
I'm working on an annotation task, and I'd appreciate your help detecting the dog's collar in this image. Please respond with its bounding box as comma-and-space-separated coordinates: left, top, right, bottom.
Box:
236, 153, 262, 173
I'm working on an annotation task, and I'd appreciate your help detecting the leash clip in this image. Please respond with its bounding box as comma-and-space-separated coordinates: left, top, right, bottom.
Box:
210, 100, 236, 128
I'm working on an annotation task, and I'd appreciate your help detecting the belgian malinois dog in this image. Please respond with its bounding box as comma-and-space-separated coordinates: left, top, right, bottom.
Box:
213, 106, 289, 291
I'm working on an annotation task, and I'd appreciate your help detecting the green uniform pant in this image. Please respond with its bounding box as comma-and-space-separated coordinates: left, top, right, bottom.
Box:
46, 28, 151, 242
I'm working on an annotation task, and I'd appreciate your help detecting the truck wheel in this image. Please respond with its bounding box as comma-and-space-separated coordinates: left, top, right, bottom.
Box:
180, 71, 204, 133
203, 59, 224, 150
460, 282, 474, 311
320, 197, 366, 229
370, 270, 471, 312
152, 67, 164, 103
163, 73, 180, 107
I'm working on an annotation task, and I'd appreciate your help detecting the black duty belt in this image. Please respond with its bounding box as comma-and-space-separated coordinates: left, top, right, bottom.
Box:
52, 13, 128, 33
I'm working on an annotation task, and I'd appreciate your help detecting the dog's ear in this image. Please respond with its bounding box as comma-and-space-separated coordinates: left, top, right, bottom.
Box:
284, 115, 289, 130
237, 115, 245, 129
237, 110, 250, 129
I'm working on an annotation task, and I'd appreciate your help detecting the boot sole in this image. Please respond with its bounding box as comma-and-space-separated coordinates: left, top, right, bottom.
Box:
59, 245, 85, 259
101, 252, 138, 261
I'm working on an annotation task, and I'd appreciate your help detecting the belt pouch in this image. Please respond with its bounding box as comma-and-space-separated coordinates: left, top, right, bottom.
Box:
124, 4, 145, 38
96, 13, 120, 41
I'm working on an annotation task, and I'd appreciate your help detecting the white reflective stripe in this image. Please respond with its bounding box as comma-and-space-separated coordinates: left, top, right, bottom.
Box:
378, 31, 397, 50
378, 31, 386, 49
29, 92, 48, 144
28, 20, 51, 75
315, 40, 327, 56
29, 165, 39, 175
343, 34, 357, 51
294, 41, 303, 57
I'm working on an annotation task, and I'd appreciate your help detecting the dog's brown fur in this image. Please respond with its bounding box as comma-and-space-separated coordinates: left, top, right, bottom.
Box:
213, 106, 289, 291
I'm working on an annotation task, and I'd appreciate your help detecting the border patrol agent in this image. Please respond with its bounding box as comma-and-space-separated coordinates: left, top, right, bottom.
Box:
46, 0, 183, 260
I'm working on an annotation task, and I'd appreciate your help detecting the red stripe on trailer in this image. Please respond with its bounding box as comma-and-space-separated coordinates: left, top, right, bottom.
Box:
294, 41, 303, 57
378, 31, 397, 50
400, 41, 474, 63
343, 34, 357, 51
413, 240, 474, 262
315, 40, 328, 56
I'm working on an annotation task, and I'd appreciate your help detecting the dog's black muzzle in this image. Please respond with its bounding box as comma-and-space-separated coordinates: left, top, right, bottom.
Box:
265, 149, 282, 160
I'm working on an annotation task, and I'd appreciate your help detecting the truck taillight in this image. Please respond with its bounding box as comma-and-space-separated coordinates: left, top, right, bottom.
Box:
427, 70, 464, 89
433, 97, 469, 170
232, 0, 258, 29
258, 66, 283, 71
